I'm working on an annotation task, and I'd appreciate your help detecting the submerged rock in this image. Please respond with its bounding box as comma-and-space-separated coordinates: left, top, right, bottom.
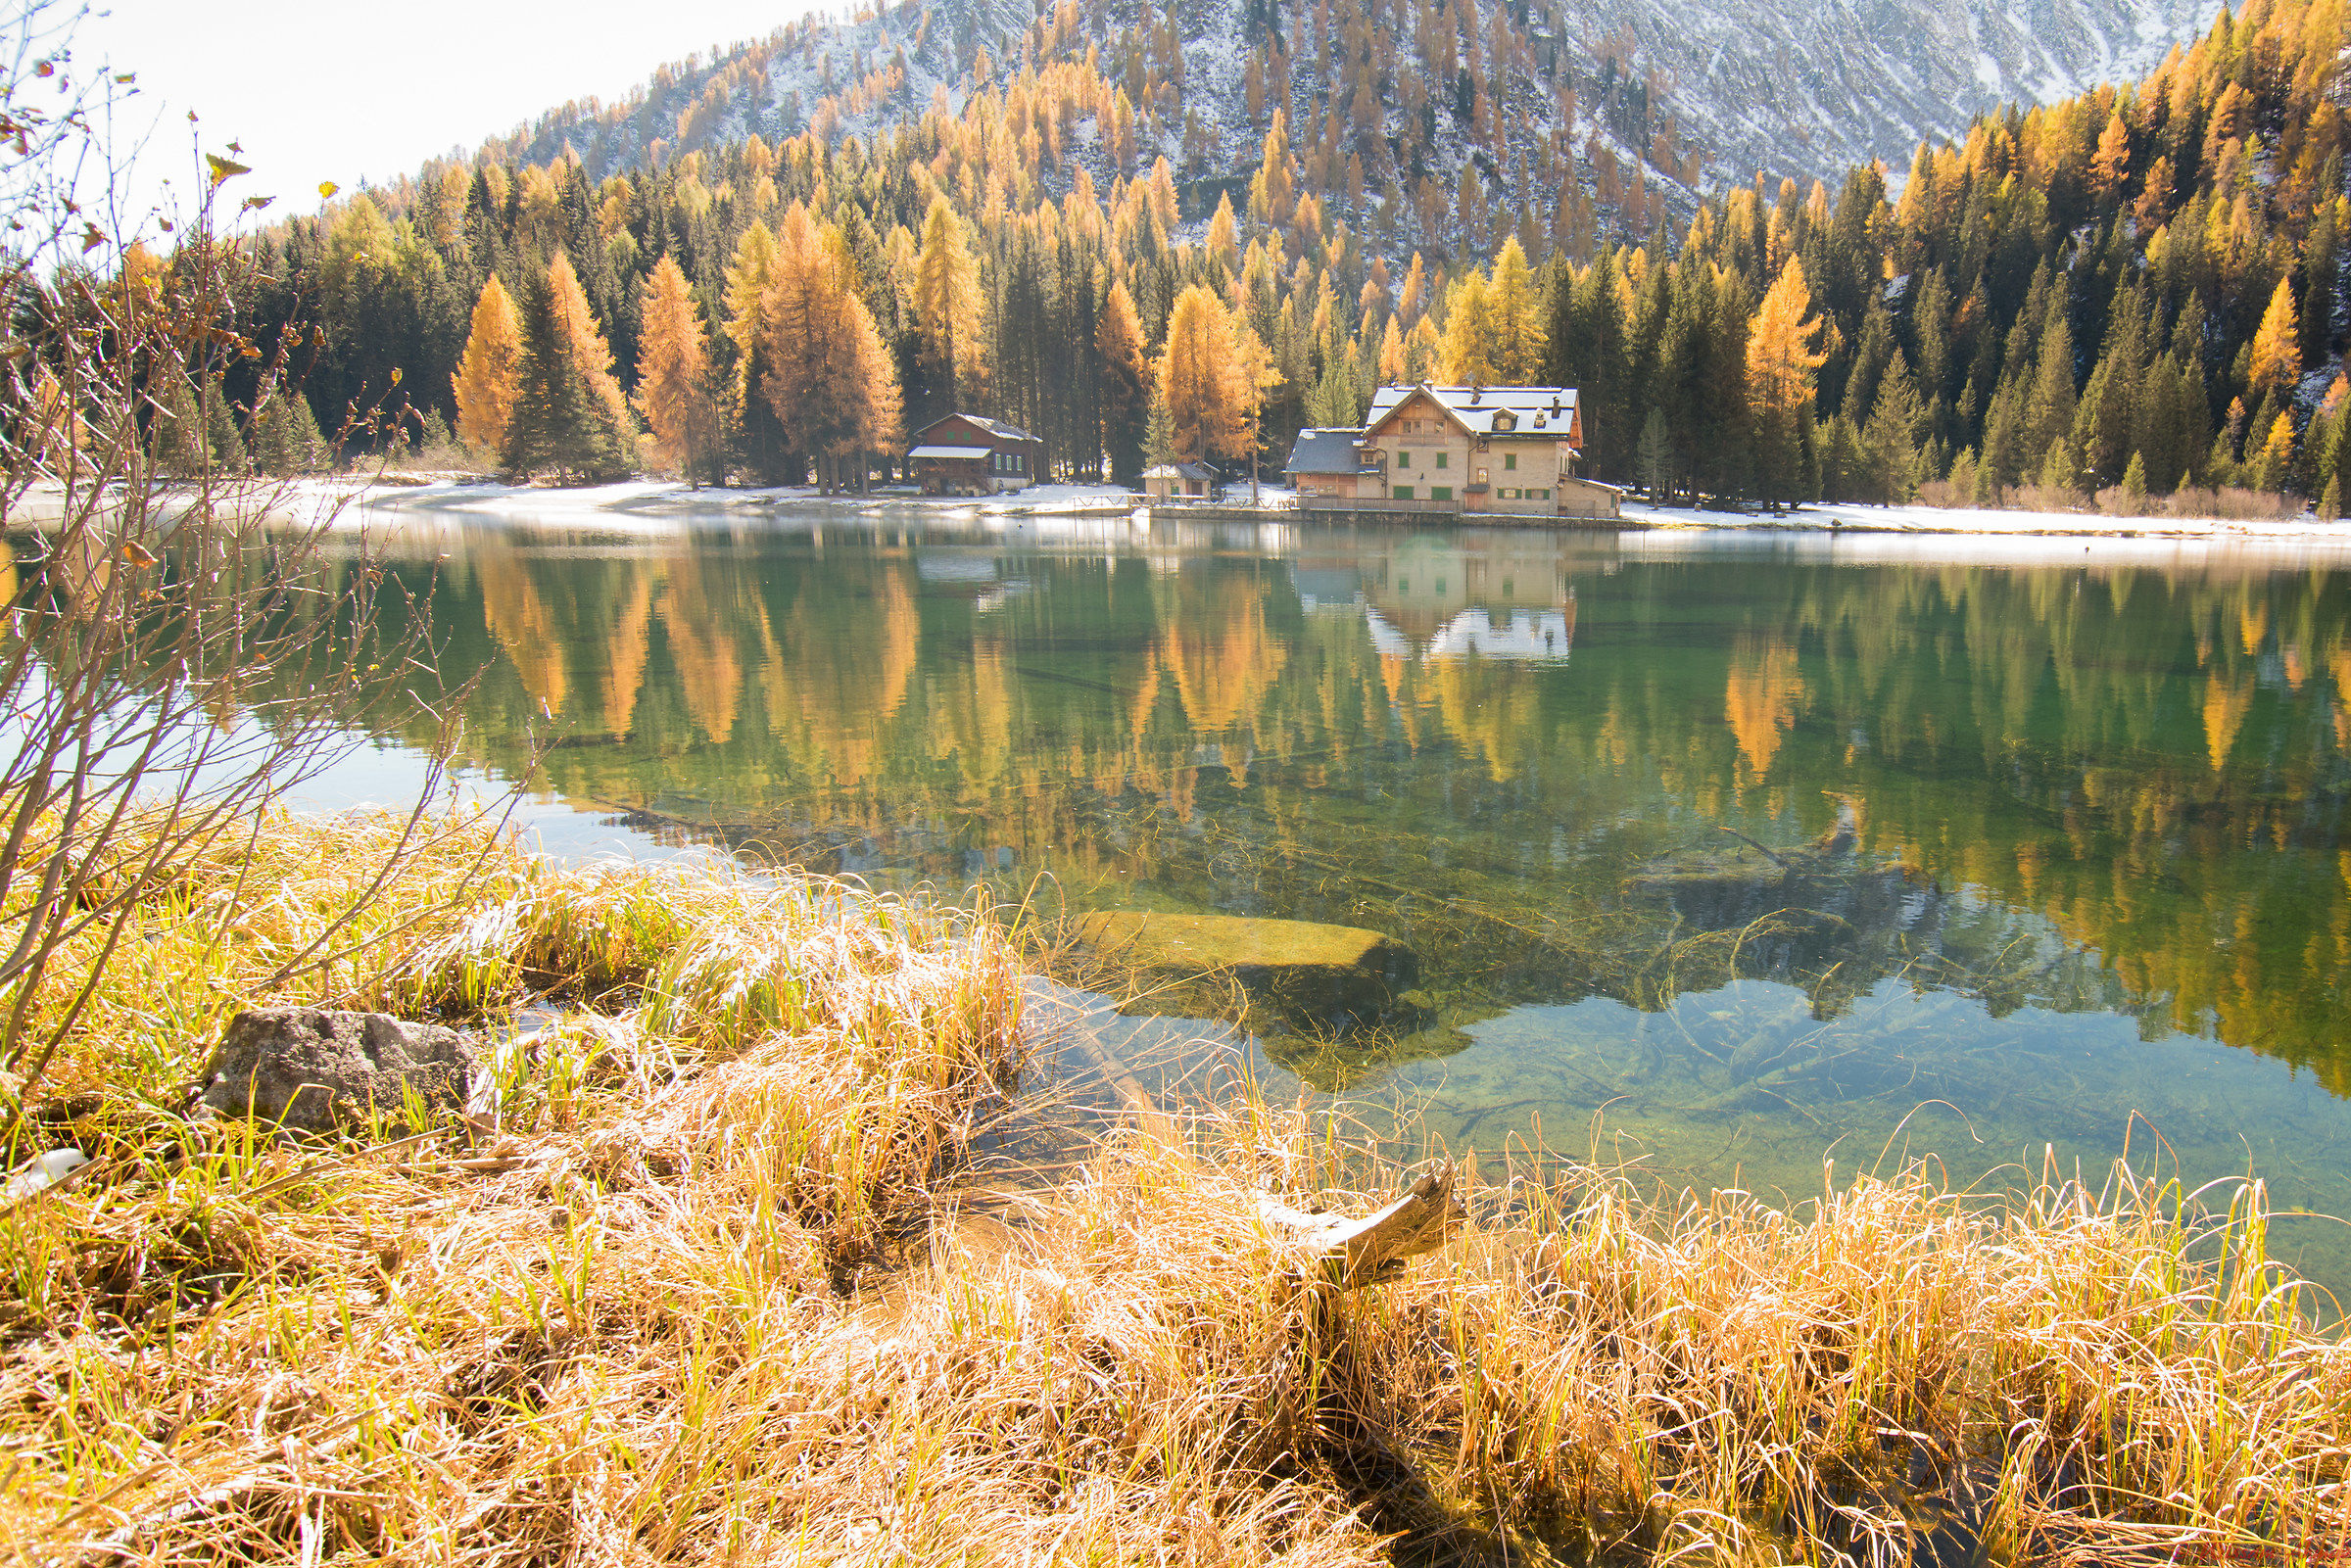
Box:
1077, 910, 1418, 1029
191, 1007, 479, 1135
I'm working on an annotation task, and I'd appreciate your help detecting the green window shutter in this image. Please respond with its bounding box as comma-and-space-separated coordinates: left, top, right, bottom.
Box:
1393, 485, 1414, 499
1431, 486, 1453, 500
1504, 452, 1516, 470
1435, 451, 1448, 469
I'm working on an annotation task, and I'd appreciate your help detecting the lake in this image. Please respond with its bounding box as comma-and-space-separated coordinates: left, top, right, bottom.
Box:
332, 504, 2351, 1285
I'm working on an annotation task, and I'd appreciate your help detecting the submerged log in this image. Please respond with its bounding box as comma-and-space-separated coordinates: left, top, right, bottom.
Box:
1256, 1160, 1457, 1287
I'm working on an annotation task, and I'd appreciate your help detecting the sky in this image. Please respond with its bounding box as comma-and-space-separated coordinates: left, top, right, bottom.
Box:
71, 0, 820, 226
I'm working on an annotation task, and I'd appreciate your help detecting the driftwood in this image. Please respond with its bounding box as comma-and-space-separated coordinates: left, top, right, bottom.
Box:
1257, 1161, 1458, 1287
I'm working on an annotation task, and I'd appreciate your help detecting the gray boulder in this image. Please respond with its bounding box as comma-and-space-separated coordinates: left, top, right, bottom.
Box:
192, 1007, 478, 1135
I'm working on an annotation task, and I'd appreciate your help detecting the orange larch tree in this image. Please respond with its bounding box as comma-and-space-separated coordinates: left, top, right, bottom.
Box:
633, 255, 723, 486
761, 203, 902, 494
452, 274, 522, 456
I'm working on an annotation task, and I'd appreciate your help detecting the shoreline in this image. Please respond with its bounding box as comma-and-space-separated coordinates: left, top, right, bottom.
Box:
16, 476, 2350, 548
332, 476, 2351, 546
4, 810, 2345, 1562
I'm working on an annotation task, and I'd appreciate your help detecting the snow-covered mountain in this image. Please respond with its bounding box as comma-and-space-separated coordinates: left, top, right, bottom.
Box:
1583, 0, 2217, 185
484, 0, 2219, 231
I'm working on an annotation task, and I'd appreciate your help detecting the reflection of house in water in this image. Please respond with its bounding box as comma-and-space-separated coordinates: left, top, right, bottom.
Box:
1425, 608, 1573, 661
1293, 532, 1591, 663
1363, 604, 1575, 665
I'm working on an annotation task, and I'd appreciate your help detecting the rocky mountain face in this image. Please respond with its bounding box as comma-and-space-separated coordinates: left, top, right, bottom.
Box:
486, 0, 2219, 251
1571, 0, 2218, 184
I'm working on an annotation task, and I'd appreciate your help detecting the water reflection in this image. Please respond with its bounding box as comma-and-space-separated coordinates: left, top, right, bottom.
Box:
176, 511, 2351, 1271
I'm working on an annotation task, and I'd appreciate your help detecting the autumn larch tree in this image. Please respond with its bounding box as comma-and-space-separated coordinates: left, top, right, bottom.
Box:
1486, 237, 1547, 382
761, 203, 902, 494
1443, 271, 1501, 384
723, 220, 792, 485
1746, 257, 1829, 509
2247, 278, 2304, 397
1157, 282, 1276, 480
452, 273, 523, 457
634, 255, 723, 487
913, 196, 984, 426
504, 252, 635, 484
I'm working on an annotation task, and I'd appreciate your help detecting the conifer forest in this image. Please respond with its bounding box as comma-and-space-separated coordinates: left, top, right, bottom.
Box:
68, 0, 2351, 514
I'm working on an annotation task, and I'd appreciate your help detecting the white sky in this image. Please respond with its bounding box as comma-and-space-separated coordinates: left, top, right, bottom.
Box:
74, 1, 823, 224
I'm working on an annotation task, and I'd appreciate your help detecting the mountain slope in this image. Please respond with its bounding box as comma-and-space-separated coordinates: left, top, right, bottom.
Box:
483, 0, 2219, 244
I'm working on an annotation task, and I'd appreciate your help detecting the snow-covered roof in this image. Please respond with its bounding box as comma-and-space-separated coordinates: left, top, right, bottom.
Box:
1284, 428, 1370, 475
961, 414, 1038, 443
908, 445, 993, 459
1366, 384, 1580, 440
911, 412, 1039, 445
1143, 461, 1219, 480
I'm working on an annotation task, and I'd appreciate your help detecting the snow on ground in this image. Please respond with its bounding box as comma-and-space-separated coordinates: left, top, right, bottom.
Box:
1622, 499, 2351, 546
247, 480, 2351, 557
304, 477, 1151, 527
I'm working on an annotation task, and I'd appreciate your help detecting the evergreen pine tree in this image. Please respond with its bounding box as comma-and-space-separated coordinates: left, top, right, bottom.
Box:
504, 258, 632, 483
1144, 385, 1176, 468
1096, 278, 1151, 486
2035, 438, 2077, 496
150, 377, 211, 478
1636, 405, 1671, 499
252, 388, 323, 476
1865, 364, 1925, 504
202, 379, 246, 475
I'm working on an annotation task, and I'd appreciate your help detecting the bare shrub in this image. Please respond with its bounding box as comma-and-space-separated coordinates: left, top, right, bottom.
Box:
0, 2, 492, 1107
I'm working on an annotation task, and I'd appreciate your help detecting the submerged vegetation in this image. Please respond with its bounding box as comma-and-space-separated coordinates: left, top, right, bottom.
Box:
4, 809, 2351, 1564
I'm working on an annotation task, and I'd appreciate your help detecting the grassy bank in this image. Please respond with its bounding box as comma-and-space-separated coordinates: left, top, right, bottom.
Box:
2, 812, 2347, 1565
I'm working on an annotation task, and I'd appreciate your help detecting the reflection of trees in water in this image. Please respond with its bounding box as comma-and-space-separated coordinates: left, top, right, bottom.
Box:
347, 531, 2351, 1089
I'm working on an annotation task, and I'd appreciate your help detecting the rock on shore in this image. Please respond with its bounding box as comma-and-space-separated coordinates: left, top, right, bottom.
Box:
192, 1007, 479, 1134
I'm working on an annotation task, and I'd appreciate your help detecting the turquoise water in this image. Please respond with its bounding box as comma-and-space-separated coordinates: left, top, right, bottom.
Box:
333, 508, 2351, 1283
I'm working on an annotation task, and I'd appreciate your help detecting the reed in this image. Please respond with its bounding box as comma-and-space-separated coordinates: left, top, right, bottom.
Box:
2, 810, 2346, 1565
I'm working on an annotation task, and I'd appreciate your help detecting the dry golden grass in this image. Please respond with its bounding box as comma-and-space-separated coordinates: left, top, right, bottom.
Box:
3, 811, 2350, 1565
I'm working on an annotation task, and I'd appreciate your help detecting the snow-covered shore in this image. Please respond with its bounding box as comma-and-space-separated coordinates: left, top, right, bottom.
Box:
322, 476, 1147, 524
31, 475, 2351, 551
1620, 497, 2351, 545
336, 478, 2349, 546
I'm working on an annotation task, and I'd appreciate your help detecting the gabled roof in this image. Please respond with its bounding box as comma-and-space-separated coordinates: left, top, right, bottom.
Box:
1283, 428, 1370, 475
911, 411, 1039, 445
1365, 384, 1580, 439
1143, 461, 1219, 480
